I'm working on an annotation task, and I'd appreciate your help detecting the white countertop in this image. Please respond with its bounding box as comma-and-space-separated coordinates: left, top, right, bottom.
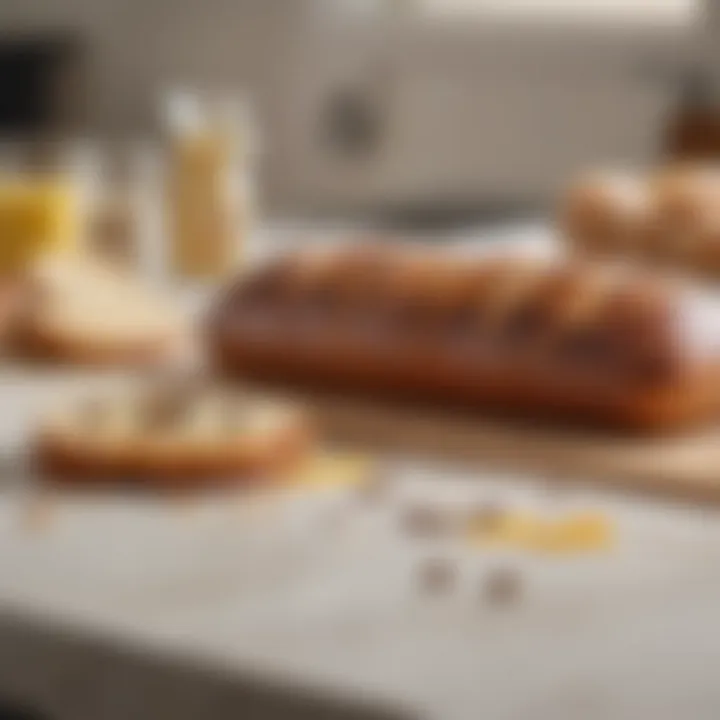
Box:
3, 225, 720, 720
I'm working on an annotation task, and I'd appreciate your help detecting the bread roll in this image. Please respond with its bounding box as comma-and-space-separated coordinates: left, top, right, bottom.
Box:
560, 170, 650, 257
561, 164, 720, 278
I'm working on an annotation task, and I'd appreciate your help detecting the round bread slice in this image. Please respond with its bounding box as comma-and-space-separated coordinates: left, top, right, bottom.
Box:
18, 255, 187, 366
35, 386, 313, 489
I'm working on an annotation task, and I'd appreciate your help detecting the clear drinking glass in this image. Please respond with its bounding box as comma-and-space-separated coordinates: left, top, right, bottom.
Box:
86, 141, 164, 278
0, 138, 96, 260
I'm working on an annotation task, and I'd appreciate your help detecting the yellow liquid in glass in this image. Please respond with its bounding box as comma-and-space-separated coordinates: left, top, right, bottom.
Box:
167, 133, 241, 280
0, 178, 78, 272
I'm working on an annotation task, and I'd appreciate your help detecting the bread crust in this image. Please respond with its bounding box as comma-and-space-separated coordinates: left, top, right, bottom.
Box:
17, 323, 184, 367
211, 327, 720, 432
209, 248, 720, 432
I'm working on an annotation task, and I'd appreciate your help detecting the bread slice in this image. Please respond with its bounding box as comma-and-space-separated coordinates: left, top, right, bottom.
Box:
18, 255, 187, 366
35, 385, 313, 488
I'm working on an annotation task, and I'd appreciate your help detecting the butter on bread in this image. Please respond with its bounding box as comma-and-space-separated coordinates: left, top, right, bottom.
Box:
35, 386, 313, 488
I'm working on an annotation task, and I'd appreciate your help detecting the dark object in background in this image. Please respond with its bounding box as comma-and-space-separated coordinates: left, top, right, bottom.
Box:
664, 68, 720, 162
0, 35, 83, 136
0, 702, 45, 720
322, 86, 384, 159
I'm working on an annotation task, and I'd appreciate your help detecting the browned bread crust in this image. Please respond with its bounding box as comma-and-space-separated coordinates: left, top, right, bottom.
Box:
17, 324, 183, 367
208, 246, 720, 432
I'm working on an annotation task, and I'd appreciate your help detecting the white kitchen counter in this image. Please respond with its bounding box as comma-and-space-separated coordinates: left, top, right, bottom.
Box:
2, 225, 720, 720
4, 369, 720, 720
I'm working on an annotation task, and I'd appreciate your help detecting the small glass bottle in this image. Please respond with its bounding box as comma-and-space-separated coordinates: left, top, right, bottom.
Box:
162, 89, 256, 281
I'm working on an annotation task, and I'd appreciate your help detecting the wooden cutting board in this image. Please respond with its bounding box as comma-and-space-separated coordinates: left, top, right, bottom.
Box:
247, 386, 720, 506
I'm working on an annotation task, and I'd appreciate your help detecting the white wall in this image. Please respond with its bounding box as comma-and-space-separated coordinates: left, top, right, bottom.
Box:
0, 0, 702, 213
268, 5, 698, 212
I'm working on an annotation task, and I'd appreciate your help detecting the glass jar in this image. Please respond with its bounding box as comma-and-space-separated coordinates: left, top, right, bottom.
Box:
87, 142, 164, 277
162, 89, 256, 281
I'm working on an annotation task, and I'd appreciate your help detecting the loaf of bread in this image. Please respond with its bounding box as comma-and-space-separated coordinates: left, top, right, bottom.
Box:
36, 384, 312, 488
208, 244, 720, 432
560, 165, 720, 276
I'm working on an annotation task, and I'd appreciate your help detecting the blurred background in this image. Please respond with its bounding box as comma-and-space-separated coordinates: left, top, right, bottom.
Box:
3, 4, 720, 720
0, 0, 710, 227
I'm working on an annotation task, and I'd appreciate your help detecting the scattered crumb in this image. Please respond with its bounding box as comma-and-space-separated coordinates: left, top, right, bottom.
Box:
483, 567, 522, 606
418, 557, 456, 595
401, 503, 454, 537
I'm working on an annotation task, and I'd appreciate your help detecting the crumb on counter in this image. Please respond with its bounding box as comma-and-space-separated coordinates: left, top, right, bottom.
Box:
418, 557, 456, 594
483, 567, 522, 606
401, 503, 455, 537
